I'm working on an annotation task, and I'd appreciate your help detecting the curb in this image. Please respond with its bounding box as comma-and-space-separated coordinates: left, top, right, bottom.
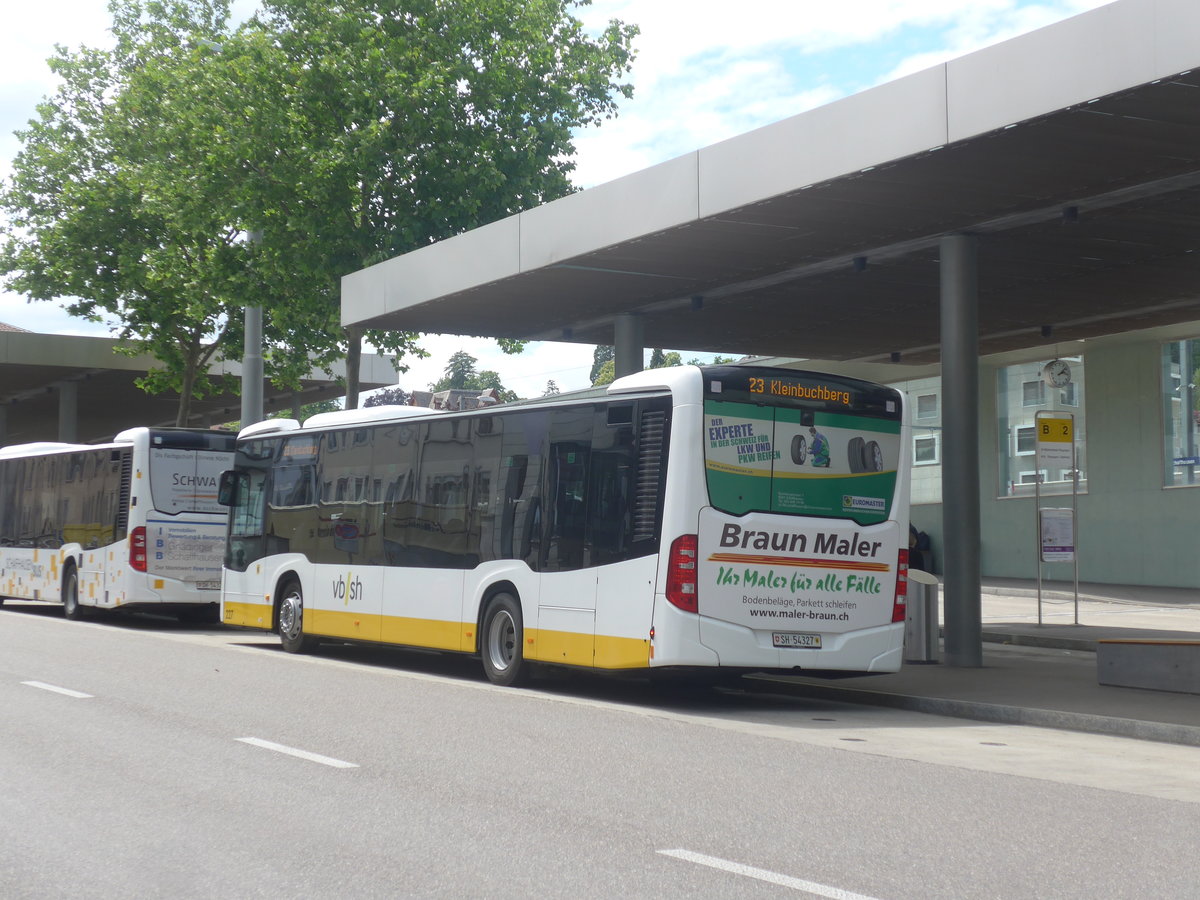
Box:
745, 677, 1200, 748
980, 630, 1097, 653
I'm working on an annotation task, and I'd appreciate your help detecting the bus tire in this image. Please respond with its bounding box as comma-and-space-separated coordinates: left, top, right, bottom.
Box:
480, 592, 528, 687
277, 580, 316, 654
62, 566, 84, 620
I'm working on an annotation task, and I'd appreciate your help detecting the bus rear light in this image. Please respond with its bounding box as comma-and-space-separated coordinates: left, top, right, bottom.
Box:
891, 548, 909, 623
665, 534, 699, 613
130, 526, 148, 573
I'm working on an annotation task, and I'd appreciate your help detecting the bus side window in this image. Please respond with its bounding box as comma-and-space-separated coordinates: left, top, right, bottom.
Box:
543, 406, 593, 572
588, 417, 635, 566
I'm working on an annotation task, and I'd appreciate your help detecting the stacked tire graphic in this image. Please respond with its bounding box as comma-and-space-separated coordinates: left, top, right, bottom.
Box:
847, 437, 884, 472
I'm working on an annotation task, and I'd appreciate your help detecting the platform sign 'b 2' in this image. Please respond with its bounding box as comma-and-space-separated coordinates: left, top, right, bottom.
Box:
1036, 417, 1073, 468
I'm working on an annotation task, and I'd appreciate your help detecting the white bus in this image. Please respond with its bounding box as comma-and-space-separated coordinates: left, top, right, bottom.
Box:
218, 365, 911, 684
0, 427, 236, 621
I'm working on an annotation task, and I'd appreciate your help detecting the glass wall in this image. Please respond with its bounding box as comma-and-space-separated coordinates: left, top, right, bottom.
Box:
1162, 339, 1200, 487
996, 359, 1086, 496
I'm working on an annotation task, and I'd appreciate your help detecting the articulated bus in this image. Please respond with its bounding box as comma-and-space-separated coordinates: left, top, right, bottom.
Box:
0, 428, 236, 620
218, 365, 911, 684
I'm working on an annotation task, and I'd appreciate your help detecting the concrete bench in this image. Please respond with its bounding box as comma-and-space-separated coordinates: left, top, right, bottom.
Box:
1097, 640, 1200, 695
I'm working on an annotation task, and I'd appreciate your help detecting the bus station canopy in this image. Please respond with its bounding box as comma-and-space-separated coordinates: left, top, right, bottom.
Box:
0, 326, 395, 445
341, 0, 1200, 367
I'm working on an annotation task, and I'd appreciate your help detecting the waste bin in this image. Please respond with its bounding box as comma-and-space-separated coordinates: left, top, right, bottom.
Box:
904, 568, 940, 664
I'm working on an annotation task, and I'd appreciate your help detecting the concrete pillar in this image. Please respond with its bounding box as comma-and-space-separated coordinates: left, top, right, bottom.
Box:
939, 234, 983, 667
291, 391, 303, 420
614, 313, 644, 379
57, 381, 78, 443
241, 304, 264, 427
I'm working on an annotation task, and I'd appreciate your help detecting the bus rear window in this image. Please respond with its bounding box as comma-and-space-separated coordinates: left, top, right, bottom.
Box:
149, 446, 235, 515
703, 369, 902, 524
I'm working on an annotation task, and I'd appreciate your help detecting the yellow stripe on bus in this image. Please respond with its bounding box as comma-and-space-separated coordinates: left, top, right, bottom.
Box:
527, 628, 650, 669
380, 615, 465, 652
223, 600, 273, 628
225, 601, 649, 670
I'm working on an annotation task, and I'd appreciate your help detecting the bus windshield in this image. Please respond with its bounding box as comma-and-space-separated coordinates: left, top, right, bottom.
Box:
702, 367, 902, 525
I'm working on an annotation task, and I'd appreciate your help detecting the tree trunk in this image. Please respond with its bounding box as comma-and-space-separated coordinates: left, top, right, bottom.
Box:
176, 361, 197, 427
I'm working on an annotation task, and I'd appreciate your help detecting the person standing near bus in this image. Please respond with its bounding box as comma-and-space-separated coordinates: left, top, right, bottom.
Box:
809, 425, 830, 467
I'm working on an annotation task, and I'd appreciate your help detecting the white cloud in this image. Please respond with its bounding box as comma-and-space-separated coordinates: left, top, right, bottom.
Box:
571, 0, 1111, 187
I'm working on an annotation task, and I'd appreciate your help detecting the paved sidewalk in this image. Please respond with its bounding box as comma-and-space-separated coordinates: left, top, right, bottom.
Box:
752, 578, 1200, 747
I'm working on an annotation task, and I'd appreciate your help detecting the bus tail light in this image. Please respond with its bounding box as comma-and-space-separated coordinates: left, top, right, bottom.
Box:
665, 534, 699, 613
891, 548, 909, 623
130, 526, 148, 573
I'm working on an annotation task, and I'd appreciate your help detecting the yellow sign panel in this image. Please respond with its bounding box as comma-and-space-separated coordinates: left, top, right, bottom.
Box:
1038, 418, 1073, 443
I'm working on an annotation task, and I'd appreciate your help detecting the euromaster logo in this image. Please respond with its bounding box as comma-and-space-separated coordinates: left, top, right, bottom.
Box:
842, 495, 886, 512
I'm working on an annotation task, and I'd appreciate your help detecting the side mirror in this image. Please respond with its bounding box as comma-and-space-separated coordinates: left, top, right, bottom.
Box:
217, 470, 243, 507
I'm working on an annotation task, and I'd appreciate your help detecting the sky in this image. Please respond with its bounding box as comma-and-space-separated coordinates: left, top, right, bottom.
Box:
0, 0, 1111, 397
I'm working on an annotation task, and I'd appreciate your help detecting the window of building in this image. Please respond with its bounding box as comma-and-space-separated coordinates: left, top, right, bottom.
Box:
915, 393, 938, 419
1162, 339, 1200, 488
1013, 425, 1036, 456
998, 360, 1086, 497
1021, 380, 1045, 406
913, 435, 939, 465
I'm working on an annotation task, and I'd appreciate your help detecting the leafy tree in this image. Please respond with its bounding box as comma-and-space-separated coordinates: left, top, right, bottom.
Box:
431, 351, 518, 401
437, 351, 483, 390
1, 0, 637, 419
0, 0, 250, 424
590, 345, 614, 384
544, 379, 560, 395
364, 386, 412, 407
239, 0, 638, 405
593, 358, 615, 386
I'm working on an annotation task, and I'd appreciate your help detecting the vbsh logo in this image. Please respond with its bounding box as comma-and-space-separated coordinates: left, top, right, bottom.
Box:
332, 572, 363, 606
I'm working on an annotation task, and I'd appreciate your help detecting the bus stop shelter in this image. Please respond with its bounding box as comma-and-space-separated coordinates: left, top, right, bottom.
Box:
0, 325, 395, 445
339, 0, 1200, 665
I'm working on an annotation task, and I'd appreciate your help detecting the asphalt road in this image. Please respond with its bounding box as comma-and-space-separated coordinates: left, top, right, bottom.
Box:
3, 601, 1198, 899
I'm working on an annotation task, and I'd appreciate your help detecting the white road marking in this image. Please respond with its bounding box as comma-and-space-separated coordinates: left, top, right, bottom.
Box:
236, 737, 359, 769
658, 849, 883, 899
21, 680, 93, 699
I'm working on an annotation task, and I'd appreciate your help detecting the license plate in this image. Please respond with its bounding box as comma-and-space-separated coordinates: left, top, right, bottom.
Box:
195, 581, 221, 591
773, 632, 822, 649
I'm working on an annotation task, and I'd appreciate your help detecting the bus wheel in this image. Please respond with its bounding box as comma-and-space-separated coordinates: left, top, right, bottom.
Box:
481, 592, 528, 687
62, 566, 84, 621
277, 581, 316, 654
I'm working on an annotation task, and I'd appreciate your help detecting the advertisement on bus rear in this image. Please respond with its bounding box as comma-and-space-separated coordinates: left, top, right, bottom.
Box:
145, 519, 226, 587
149, 448, 232, 515
703, 399, 900, 524
697, 508, 898, 634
